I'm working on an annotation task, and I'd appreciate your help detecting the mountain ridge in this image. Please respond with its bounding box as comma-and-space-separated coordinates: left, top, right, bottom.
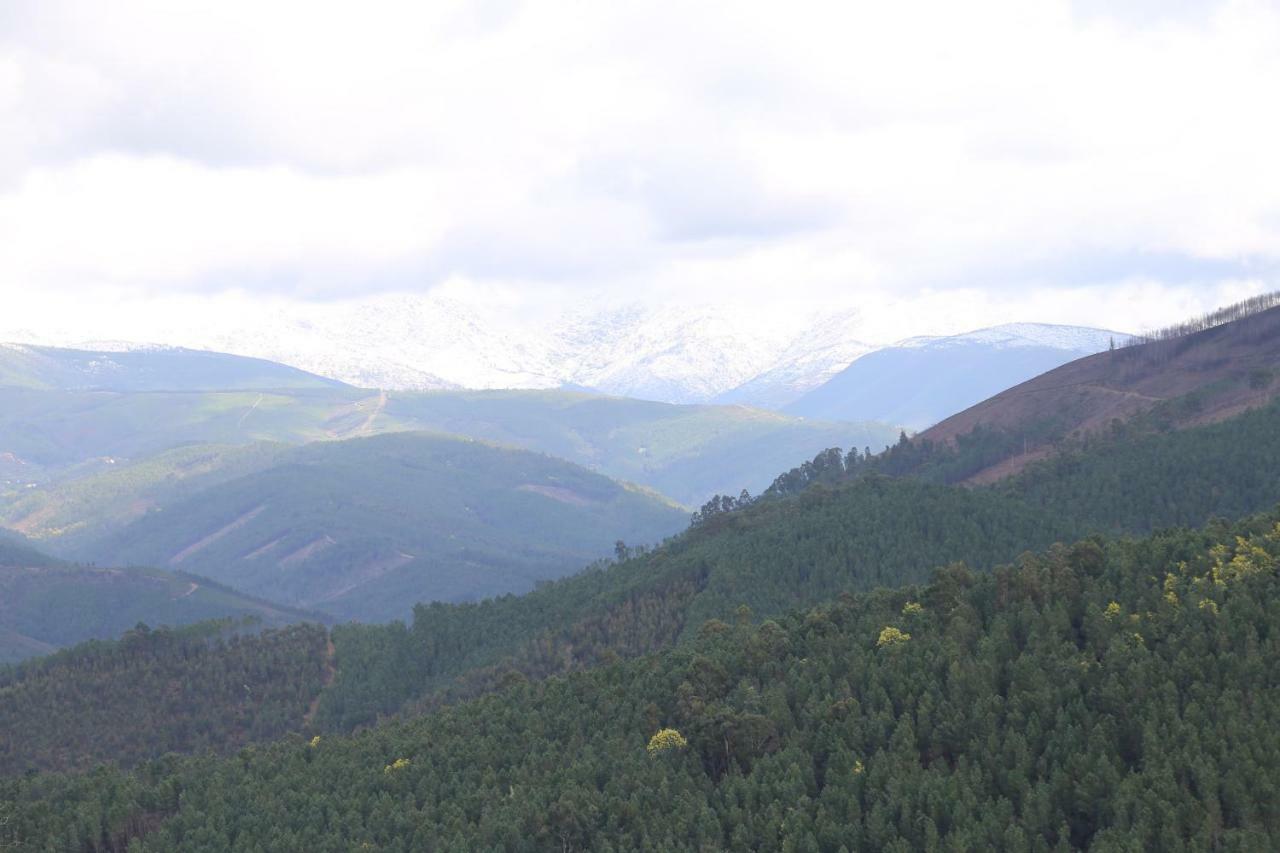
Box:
5, 296, 1124, 409
0, 342, 347, 392
60, 430, 691, 621
784, 322, 1128, 429
916, 301, 1280, 482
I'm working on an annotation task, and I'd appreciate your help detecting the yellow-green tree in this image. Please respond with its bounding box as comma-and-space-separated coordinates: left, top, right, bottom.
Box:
647, 728, 688, 755
877, 626, 911, 648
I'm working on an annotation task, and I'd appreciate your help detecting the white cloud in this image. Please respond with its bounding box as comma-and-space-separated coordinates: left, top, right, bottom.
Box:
0, 0, 1276, 337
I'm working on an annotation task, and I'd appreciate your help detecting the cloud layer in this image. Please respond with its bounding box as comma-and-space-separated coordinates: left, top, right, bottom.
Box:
0, 0, 1277, 338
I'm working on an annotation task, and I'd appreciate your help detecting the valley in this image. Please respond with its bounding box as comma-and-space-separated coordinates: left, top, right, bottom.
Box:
5, 8, 1276, 849
3, 295, 1279, 851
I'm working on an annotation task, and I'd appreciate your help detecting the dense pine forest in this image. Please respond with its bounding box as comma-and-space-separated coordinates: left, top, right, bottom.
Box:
0, 621, 330, 775
5, 393, 1280, 794
4, 510, 1279, 850
317, 399, 1280, 730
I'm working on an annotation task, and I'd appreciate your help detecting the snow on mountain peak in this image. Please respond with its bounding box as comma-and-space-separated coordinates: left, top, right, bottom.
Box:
896, 322, 1131, 353
1, 291, 1132, 410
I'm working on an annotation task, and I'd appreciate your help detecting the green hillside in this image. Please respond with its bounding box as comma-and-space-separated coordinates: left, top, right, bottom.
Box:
0, 531, 59, 568
776, 396, 1280, 524
0, 442, 289, 553
7, 510, 1279, 850
998, 398, 1280, 533
0, 385, 374, 487
70, 432, 690, 621
383, 390, 900, 505
0, 383, 897, 506
0, 620, 329, 775
911, 298, 1280, 483
0, 546, 325, 665
316, 398, 1280, 730
8, 312, 1280, 847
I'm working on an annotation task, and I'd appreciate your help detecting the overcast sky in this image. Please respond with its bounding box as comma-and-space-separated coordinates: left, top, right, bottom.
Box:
1, 0, 1278, 341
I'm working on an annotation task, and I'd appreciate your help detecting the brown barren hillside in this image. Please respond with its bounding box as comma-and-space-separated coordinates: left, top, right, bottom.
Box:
918, 301, 1280, 483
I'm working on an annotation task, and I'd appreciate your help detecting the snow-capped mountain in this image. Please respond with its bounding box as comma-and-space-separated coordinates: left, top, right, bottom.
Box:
785, 322, 1132, 430
895, 323, 1127, 353
549, 304, 806, 404
713, 310, 875, 409
0, 341, 344, 392
37, 294, 828, 404
3, 291, 1127, 417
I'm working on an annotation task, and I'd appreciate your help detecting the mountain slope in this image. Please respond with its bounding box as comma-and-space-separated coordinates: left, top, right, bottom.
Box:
70, 432, 690, 621
0, 381, 898, 505
916, 301, 1280, 482
13, 293, 1083, 407
0, 385, 377, 487
0, 621, 330, 775
318, 394, 1280, 729
713, 310, 873, 409
0, 547, 323, 664
10, 510, 1280, 850
785, 323, 1127, 429
6, 373, 1280, 770
0, 343, 346, 392
0, 442, 289, 553
382, 390, 898, 505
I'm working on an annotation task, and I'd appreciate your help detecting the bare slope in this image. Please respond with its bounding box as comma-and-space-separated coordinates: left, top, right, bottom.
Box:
917, 303, 1280, 482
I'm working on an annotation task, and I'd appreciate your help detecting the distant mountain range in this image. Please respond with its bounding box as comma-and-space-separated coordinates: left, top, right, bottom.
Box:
785, 323, 1130, 429
0, 343, 344, 392
5, 295, 1125, 414
0, 375, 897, 506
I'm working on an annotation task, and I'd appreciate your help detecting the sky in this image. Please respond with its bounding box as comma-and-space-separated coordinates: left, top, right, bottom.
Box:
1, 0, 1278, 343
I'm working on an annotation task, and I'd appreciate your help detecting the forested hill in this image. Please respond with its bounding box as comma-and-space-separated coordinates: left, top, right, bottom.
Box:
8, 380, 1278, 771
64, 431, 689, 622
0, 532, 58, 569
771, 394, 1280, 535
0, 381, 897, 506
0, 620, 329, 775
0, 542, 325, 665
7, 510, 1280, 850
910, 294, 1280, 483
318, 396, 1280, 730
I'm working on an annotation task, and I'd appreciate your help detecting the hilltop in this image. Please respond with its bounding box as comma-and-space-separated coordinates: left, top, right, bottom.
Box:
0, 343, 345, 392
62, 432, 690, 621
913, 297, 1280, 482
785, 323, 1127, 429
0, 375, 897, 505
